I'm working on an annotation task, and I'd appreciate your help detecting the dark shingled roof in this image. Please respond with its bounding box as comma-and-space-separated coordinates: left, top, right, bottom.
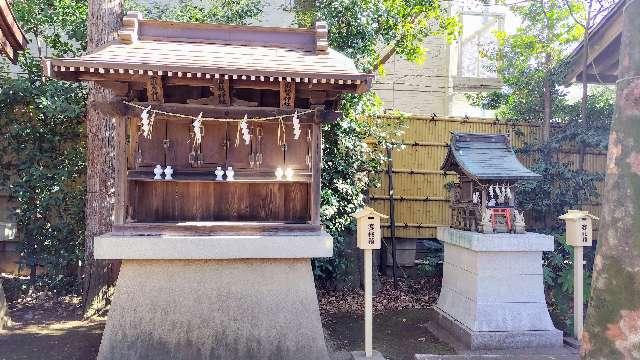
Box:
441, 132, 541, 181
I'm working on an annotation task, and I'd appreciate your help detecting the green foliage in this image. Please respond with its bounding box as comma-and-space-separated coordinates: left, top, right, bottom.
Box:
0, 0, 89, 290
543, 233, 594, 336
293, 0, 460, 73
0, 0, 262, 293
292, 0, 459, 279
415, 240, 443, 278
314, 93, 406, 277
11, 0, 88, 57
124, 0, 262, 24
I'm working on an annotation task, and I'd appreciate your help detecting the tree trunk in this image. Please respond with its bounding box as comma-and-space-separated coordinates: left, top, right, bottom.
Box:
0, 280, 9, 330
82, 0, 123, 317
582, 0, 640, 357
542, 55, 552, 142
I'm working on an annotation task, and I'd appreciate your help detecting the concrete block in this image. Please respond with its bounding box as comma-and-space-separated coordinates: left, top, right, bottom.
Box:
435, 229, 562, 349
98, 258, 329, 360
384, 238, 416, 267
436, 228, 554, 252
351, 350, 385, 360
441, 263, 546, 303
94, 231, 333, 260
432, 307, 563, 350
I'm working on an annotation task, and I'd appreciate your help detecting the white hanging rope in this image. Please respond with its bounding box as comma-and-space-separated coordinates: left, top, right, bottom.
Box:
123, 101, 315, 122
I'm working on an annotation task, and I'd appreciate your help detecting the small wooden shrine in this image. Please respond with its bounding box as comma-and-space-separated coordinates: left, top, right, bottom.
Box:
45, 12, 372, 234
441, 132, 540, 234
44, 12, 372, 360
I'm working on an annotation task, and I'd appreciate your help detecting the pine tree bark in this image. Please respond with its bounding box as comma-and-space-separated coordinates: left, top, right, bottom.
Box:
82, 0, 124, 317
582, 0, 640, 357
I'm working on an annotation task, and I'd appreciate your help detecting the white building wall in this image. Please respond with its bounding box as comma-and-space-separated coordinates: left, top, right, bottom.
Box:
374, 1, 518, 117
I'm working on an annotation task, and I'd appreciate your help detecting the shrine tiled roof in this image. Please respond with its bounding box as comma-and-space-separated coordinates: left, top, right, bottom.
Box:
44, 12, 373, 88
441, 132, 541, 181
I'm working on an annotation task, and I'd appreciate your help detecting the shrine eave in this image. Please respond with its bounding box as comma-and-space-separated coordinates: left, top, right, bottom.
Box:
0, 0, 27, 64
43, 12, 373, 92
441, 132, 541, 181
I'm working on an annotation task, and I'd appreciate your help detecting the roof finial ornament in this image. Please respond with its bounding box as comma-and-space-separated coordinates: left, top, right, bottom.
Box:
315, 21, 329, 54
118, 11, 143, 44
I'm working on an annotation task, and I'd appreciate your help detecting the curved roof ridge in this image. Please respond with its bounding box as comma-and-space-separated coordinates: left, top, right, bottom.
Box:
441, 132, 541, 181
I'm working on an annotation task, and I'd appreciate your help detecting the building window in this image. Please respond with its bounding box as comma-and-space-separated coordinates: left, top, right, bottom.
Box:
458, 12, 503, 79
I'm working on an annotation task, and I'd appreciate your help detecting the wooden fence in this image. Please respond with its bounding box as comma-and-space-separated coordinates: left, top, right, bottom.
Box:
368, 115, 607, 239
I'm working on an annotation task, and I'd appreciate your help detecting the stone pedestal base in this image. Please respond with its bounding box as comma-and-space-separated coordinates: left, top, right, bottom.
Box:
351, 350, 385, 359
98, 259, 329, 360
432, 307, 563, 350
434, 228, 563, 350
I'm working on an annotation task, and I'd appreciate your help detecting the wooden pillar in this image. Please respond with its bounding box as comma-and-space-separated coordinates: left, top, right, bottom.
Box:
310, 108, 322, 225
583, 0, 640, 357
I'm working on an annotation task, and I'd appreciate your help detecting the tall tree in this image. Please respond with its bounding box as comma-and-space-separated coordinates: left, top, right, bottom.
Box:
82, 0, 123, 316
292, 0, 460, 282
495, 0, 584, 140
582, 0, 640, 357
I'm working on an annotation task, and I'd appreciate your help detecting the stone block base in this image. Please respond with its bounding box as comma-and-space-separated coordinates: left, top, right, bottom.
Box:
433, 307, 563, 350
98, 259, 329, 360
351, 350, 385, 360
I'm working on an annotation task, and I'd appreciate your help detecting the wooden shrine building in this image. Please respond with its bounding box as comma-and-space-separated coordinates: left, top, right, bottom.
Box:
44, 12, 372, 234
44, 12, 372, 360
441, 133, 540, 233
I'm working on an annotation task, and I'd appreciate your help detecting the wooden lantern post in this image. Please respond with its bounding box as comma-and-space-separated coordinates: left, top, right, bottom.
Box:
559, 210, 598, 341
353, 207, 388, 358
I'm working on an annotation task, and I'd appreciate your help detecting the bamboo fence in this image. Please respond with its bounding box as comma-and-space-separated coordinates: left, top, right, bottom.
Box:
368, 115, 607, 239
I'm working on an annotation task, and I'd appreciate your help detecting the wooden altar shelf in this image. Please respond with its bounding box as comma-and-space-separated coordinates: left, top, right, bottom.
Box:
127, 170, 312, 183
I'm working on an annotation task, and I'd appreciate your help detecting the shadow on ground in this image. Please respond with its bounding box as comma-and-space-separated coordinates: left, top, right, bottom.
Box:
324, 308, 455, 360
0, 309, 450, 360
0, 320, 104, 360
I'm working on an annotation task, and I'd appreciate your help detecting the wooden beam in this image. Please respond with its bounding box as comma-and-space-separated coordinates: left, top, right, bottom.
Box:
310, 120, 322, 225
280, 80, 295, 109
93, 81, 130, 97
146, 75, 164, 103
78, 72, 147, 83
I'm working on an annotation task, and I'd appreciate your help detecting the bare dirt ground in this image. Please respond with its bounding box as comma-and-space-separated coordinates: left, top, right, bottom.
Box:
0, 292, 104, 360
0, 276, 447, 360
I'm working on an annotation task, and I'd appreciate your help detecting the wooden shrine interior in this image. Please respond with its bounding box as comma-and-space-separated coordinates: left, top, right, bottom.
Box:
115, 76, 339, 233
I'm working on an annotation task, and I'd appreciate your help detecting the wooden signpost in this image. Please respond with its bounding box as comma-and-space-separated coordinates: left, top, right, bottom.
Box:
559, 210, 598, 341
353, 207, 387, 359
